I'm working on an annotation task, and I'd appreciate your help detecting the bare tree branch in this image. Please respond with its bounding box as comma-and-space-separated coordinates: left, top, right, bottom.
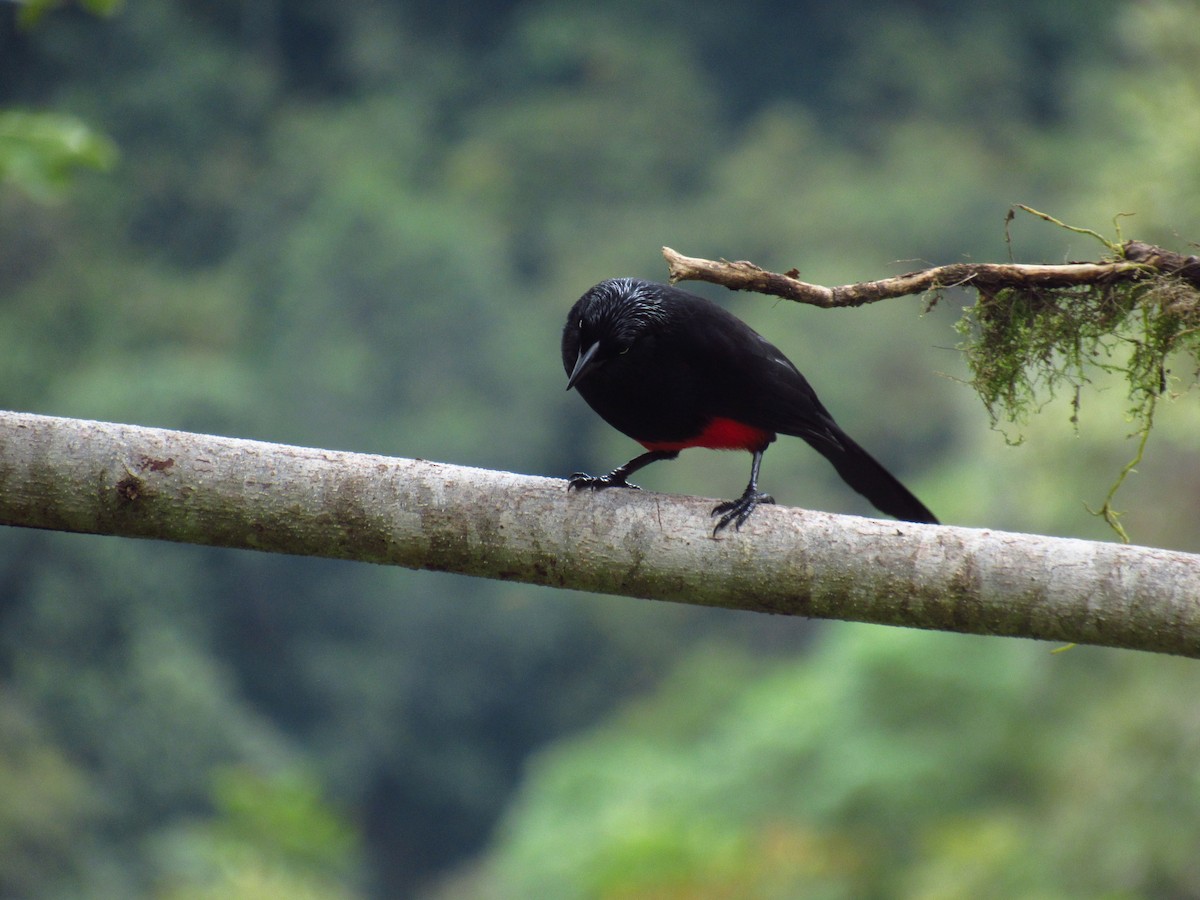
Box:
661, 241, 1200, 308
2, 410, 1198, 657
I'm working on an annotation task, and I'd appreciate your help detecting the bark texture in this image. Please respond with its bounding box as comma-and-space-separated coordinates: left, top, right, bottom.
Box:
2, 410, 1198, 657
661, 241, 1196, 308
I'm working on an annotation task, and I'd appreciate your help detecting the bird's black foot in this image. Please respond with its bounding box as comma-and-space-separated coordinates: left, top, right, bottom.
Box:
567, 471, 642, 492
711, 489, 775, 535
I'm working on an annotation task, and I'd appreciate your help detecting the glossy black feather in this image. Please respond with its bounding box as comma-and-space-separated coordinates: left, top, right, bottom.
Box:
563, 278, 938, 526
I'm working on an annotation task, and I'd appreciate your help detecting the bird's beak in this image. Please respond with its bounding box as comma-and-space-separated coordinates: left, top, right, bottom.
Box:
566, 342, 602, 391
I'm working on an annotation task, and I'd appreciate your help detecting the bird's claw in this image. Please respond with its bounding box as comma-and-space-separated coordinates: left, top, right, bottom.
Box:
711, 490, 775, 535
567, 472, 641, 492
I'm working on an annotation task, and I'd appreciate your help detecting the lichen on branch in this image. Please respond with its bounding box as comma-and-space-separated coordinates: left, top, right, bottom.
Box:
954, 215, 1200, 434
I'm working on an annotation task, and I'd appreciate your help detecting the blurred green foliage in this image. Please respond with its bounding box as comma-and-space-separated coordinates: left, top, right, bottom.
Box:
478, 627, 1200, 898
12, 0, 122, 30
152, 767, 361, 900
0, 109, 116, 198
1, 0, 1198, 897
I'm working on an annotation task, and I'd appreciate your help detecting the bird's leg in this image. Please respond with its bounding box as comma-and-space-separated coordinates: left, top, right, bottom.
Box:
568, 450, 678, 492
712, 449, 775, 535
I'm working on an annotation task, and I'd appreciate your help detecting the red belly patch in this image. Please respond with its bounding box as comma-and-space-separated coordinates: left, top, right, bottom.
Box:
639, 417, 772, 452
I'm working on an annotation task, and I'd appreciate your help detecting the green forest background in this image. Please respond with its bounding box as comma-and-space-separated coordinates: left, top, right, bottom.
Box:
2, 1, 1200, 897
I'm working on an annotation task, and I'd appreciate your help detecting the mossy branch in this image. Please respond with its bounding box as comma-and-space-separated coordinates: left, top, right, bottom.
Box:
661, 239, 1200, 309
663, 210, 1200, 539
663, 235, 1200, 429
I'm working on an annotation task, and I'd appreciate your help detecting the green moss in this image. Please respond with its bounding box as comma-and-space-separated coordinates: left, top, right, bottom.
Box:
957, 274, 1200, 433
952, 214, 1200, 538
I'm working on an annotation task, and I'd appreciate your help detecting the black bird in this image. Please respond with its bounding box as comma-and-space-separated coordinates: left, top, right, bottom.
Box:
562, 278, 938, 534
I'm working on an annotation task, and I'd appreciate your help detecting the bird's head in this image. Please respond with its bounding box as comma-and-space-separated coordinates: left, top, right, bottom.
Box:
562, 278, 668, 390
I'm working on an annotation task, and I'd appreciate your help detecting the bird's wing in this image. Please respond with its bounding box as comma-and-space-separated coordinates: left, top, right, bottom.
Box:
665, 296, 843, 448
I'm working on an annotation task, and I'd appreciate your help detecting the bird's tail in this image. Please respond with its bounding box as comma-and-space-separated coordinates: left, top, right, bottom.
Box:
809, 428, 938, 525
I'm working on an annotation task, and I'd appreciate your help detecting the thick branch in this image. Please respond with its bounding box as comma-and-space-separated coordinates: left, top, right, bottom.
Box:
661, 243, 1194, 307
1, 411, 1198, 656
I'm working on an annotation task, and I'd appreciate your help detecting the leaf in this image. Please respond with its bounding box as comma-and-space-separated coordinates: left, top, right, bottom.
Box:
17, 0, 123, 29
0, 110, 118, 200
